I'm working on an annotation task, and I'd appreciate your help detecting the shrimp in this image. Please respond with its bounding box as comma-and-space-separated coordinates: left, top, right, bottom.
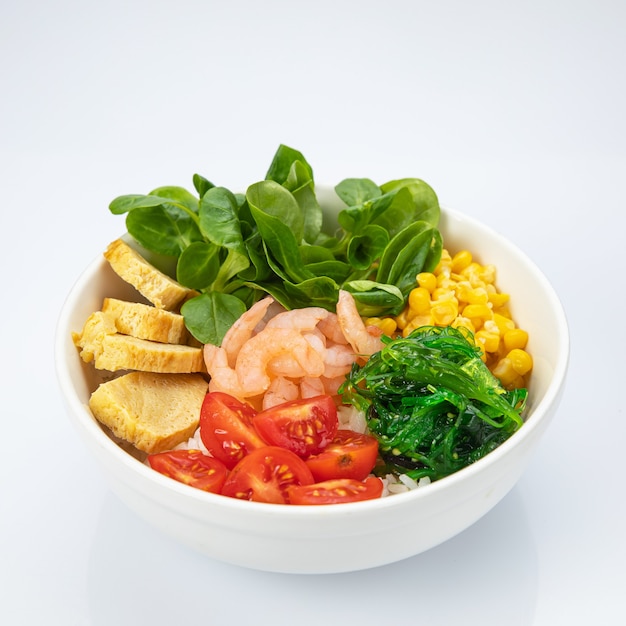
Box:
299, 376, 326, 399
320, 374, 347, 397
304, 330, 327, 357
221, 296, 275, 367
265, 307, 329, 331
263, 299, 288, 323
205, 292, 380, 409
323, 342, 357, 378
262, 376, 299, 410
336, 289, 384, 356
317, 312, 349, 345
267, 330, 327, 378
235, 328, 326, 396
203, 343, 245, 398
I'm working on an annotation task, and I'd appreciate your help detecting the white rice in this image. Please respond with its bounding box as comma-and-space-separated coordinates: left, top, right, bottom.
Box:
379, 473, 431, 496
337, 404, 368, 433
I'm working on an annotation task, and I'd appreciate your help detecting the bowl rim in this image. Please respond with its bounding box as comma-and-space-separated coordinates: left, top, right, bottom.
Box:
54, 204, 570, 519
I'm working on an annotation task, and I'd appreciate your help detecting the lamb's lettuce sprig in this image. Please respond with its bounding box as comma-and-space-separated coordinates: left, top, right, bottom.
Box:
108, 144, 442, 345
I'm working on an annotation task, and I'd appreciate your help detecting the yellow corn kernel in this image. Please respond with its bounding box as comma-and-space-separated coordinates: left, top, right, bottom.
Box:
451, 316, 476, 334
402, 314, 432, 336
408, 287, 431, 315
365, 318, 382, 333
491, 357, 520, 387
451, 250, 473, 273
488, 292, 510, 308
493, 312, 516, 335
381, 318, 398, 336
475, 329, 500, 353
437, 274, 456, 290
460, 261, 482, 278
365, 317, 398, 337
365, 317, 384, 332
431, 286, 457, 302
493, 305, 512, 319
483, 319, 500, 334
416, 272, 437, 293
395, 309, 410, 330
467, 286, 489, 305
503, 328, 528, 351
507, 348, 533, 375
434, 250, 452, 275
462, 303, 493, 321
454, 280, 474, 303
480, 264, 496, 284
431, 299, 459, 326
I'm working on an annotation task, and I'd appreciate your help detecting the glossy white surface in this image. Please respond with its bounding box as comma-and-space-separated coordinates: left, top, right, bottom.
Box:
55, 203, 568, 574
2, 0, 626, 622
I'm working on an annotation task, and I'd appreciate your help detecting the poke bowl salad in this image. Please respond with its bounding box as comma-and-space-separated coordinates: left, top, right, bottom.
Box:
65, 144, 552, 507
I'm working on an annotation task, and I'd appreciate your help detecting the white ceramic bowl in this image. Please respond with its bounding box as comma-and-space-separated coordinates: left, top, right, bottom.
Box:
55, 189, 569, 574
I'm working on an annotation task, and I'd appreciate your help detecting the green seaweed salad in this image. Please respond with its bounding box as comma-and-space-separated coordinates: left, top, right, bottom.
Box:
109, 143, 528, 481
340, 326, 528, 481
108, 144, 442, 345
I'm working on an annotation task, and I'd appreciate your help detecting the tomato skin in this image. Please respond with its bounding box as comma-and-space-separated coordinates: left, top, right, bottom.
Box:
221, 446, 315, 504
288, 477, 383, 505
253, 395, 338, 458
304, 429, 379, 481
147, 449, 229, 494
199, 392, 266, 469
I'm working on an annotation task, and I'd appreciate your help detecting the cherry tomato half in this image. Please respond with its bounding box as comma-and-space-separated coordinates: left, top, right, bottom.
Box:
253, 395, 338, 458
147, 449, 229, 494
221, 446, 315, 504
199, 391, 265, 469
288, 477, 383, 505
304, 429, 379, 481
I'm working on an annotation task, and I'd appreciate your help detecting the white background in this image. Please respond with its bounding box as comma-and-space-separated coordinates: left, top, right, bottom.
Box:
2, 1, 625, 624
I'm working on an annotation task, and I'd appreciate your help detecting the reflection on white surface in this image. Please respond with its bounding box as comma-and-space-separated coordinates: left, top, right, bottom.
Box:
87, 488, 537, 626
